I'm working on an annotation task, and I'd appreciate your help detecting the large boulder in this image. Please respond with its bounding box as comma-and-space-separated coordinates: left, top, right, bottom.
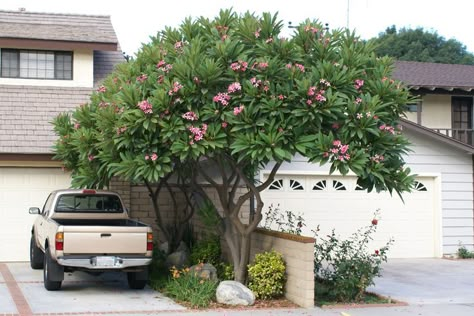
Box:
166, 242, 190, 268
216, 281, 255, 306
189, 263, 218, 281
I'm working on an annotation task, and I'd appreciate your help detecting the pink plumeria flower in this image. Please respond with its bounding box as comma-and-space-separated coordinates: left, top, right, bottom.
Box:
182, 111, 198, 121
228, 82, 242, 93
233, 105, 245, 115
340, 144, 349, 154
354, 79, 364, 89
136, 74, 148, 83
315, 94, 326, 102
138, 100, 153, 114
213, 92, 231, 106
295, 63, 305, 72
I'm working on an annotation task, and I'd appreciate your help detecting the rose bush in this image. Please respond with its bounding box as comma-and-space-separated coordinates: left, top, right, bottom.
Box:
314, 210, 393, 302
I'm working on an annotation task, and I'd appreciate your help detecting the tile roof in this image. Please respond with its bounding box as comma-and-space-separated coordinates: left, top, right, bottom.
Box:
393, 61, 474, 91
0, 10, 118, 44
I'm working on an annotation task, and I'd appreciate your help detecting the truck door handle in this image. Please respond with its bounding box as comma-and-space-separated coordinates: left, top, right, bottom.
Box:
100, 233, 112, 237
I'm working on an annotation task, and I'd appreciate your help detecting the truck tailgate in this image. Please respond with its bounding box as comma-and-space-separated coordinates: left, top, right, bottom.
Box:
62, 226, 149, 255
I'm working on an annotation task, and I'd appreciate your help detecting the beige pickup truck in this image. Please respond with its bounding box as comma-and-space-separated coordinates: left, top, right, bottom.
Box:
29, 189, 153, 291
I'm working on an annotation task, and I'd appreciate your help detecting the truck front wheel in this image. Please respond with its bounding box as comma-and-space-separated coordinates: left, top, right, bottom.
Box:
43, 249, 63, 291
127, 270, 148, 289
30, 235, 44, 269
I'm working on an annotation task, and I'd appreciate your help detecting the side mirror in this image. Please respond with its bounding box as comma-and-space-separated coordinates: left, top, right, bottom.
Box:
29, 207, 41, 215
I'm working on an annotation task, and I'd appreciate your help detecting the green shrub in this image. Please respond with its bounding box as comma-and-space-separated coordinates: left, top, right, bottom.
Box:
190, 236, 221, 266
314, 211, 393, 302
248, 250, 286, 299
217, 262, 234, 280
148, 246, 169, 290
458, 245, 474, 258
164, 266, 218, 308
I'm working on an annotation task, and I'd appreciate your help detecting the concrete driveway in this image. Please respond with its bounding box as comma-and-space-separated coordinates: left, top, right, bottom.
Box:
0, 262, 185, 315
369, 258, 474, 305
2, 259, 474, 316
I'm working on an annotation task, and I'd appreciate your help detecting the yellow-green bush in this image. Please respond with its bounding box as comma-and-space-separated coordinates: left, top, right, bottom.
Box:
248, 250, 286, 299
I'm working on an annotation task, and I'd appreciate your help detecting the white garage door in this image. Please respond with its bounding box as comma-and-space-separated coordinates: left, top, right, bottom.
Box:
261, 174, 441, 258
0, 168, 71, 262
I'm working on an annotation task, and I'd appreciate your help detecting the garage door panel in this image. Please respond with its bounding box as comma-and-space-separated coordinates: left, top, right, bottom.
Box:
262, 174, 438, 258
0, 168, 71, 262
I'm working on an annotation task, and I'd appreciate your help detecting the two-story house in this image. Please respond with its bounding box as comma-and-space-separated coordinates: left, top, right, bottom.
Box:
0, 10, 123, 262
395, 60, 474, 145
2, 9, 473, 263
261, 61, 474, 259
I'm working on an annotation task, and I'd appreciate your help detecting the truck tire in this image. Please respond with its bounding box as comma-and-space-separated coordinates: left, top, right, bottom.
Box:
43, 249, 63, 291
30, 235, 44, 269
127, 269, 148, 289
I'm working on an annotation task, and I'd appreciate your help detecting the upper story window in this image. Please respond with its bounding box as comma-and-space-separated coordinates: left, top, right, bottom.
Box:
1, 49, 73, 80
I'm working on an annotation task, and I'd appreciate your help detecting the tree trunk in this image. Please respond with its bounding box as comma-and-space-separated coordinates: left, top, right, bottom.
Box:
235, 233, 251, 284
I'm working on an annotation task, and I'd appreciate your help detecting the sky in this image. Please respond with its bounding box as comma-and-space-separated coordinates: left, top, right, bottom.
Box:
3, 0, 474, 56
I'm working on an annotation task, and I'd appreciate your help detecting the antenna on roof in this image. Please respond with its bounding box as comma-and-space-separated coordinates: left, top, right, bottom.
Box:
18, 7, 26, 12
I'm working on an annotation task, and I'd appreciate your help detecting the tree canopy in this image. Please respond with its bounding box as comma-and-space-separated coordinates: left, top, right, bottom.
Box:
53, 10, 415, 282
370, 25, 474, 64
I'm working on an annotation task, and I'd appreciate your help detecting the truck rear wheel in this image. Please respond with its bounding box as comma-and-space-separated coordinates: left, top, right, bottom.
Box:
127, 270, 148, 289
43, 249, 63, 291
30, 235, 44, 269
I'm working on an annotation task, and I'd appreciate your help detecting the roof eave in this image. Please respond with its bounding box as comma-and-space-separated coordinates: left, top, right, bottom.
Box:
0, 38, 118, 51
400, 118, 474, 154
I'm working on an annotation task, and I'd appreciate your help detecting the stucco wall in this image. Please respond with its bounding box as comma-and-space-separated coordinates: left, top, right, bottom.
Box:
420, 94, 451, 128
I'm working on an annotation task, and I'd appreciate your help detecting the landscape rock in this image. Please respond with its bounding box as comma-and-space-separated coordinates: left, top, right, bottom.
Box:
189, 263, 218, 281
166, 250, 189, 268
158, 242, 169, 254
175, 241, 189, 253
216, 280, 255, 306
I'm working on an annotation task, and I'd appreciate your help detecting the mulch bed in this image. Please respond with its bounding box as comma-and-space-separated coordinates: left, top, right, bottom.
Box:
181, 298, 298, 310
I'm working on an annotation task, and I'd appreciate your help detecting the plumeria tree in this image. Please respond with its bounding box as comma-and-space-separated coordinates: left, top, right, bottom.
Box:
53, 9, 415, 283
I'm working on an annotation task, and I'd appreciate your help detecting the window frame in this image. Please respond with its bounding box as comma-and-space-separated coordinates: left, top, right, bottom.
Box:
0, 48, 73, 80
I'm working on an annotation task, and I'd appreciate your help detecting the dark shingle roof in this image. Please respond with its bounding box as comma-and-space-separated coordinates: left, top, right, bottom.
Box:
0, 10, 118, 44
393, 61, 474, 91
0, 85, 92, 153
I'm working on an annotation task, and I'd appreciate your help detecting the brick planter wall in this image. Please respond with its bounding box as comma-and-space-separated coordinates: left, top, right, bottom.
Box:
250, 228, 315, 308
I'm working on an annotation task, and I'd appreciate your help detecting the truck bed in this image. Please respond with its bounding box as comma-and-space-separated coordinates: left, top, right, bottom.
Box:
55, 219, 150, 255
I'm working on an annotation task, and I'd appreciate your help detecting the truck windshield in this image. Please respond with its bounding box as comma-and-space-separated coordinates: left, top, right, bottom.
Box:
55, 194, 124, 213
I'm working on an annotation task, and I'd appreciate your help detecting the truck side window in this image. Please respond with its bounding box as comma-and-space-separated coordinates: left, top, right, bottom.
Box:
42, 193, 54, 217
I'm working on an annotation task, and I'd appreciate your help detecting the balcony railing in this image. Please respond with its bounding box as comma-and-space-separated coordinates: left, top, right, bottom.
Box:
432, 128, 474, 146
